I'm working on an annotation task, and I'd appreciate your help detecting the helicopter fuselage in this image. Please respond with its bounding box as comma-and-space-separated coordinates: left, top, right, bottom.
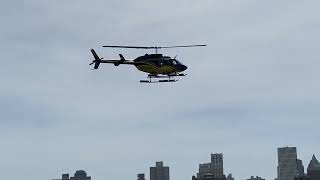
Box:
90, 44, 205, 82
134, 54, 187, 75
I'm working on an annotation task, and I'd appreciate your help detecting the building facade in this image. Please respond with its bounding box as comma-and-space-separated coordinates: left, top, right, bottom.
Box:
150, 162, 170, 180
137, 174, 145, 180
198, 163, 212, 178
307, 155, 320, 180
211, 154, 224, 178
193, 173, 227, 180
193, 174, 214, 180
294, 175, 310, 180
277, 147, 299, 180
297, 159, 305, 176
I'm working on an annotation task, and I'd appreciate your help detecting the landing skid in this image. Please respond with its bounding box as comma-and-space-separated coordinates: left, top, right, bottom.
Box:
140, 79, 178, 83
139, 73, 186, 83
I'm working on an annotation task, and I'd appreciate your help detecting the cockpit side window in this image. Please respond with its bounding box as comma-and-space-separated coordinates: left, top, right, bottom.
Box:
163, 60, 171, 65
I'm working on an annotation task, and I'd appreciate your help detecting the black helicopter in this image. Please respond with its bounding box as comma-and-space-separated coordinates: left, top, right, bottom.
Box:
90, 45, 206, 83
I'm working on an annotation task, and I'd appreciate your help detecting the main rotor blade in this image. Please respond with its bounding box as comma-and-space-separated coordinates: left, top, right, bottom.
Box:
102, 46, 157, 49
102, 45, 207, 49
159, 45, 207, 49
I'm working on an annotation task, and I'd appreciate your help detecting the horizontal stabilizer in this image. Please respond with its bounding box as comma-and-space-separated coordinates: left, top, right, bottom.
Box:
119, 54, 125, 61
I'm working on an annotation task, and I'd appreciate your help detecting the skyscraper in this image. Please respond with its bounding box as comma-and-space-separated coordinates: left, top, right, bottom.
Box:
277, 147, 299, 180
211, 153, 224, 178
150, 162, 170, 180
307, 155, 320, 180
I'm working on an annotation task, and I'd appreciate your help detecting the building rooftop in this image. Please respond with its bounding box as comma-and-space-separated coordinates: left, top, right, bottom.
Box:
308, 155, 320, 170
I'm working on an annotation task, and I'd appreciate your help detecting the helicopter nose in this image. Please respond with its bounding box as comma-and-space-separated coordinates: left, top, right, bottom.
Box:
182, 65, 187, 71
179, 65, 187, 71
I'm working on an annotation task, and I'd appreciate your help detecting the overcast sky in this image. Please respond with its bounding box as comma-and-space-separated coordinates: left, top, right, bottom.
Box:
1, 0, 320, 180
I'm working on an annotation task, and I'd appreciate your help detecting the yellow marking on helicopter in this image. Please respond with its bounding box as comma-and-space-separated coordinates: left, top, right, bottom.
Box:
136, 64, 176, 74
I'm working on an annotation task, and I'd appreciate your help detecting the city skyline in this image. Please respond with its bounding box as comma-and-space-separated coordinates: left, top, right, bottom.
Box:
1, 1, 320, 180
53, 148, 319, 180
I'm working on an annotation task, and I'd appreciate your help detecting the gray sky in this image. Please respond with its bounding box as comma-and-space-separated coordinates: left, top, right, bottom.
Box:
1, 0, 320, 180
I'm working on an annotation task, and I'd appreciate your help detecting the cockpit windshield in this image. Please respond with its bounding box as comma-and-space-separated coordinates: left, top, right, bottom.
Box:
171, 59, 178, 65
162, 57, 184, 66
174, 59, 184, 65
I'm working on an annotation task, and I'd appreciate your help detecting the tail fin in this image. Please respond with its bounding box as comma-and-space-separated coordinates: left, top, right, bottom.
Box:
90, 49, 101, 69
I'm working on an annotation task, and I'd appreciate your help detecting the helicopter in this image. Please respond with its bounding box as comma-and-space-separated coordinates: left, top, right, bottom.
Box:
89, 45, 206, 83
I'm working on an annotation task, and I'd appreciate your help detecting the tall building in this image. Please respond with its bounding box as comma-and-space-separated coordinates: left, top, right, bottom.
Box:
194, 154, 226, 180
150, 162, 169, 180
53, 170, 91, 180
307, 155, 320, 180
246, 176, 265, 180
211, 154, 224, 178
277, 147, 299, 180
